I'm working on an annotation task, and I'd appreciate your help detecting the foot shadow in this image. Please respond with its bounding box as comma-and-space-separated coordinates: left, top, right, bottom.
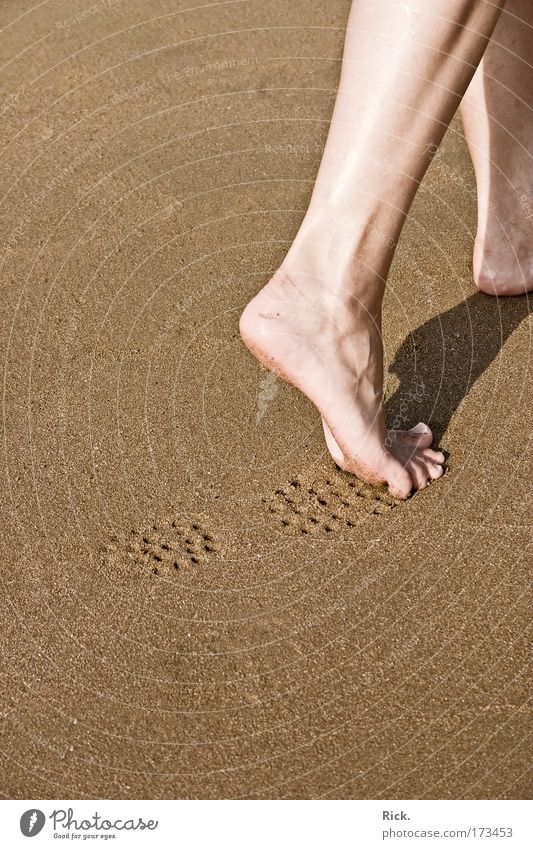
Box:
386, 291, 531, 441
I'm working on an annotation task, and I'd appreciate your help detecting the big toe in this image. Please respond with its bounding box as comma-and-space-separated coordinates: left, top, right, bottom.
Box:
386, 462, 413, 500
405, 422, 433, 447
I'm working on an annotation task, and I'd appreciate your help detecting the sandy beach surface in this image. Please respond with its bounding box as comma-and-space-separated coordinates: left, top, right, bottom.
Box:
0, 0, 531, 799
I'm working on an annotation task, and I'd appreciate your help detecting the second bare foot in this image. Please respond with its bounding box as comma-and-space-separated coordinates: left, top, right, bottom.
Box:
473, 181, 533, 296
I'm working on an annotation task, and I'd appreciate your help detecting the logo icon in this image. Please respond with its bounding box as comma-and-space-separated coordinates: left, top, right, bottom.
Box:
20, 810, 46, 837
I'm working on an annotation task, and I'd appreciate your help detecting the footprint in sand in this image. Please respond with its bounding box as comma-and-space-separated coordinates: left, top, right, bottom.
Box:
105, 518, 217, 576
263, 472, 398, 535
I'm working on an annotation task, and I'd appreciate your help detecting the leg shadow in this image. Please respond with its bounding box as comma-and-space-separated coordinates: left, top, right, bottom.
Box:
387, 292, 531, 440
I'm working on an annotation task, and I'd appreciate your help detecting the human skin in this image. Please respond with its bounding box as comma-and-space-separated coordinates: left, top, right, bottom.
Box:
461, 0, 533, 295
240, 0, 507, 498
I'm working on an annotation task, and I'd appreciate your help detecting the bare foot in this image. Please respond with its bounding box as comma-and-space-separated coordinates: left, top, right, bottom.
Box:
472, 182, 533, 296
460, 0, 533, 296
240, 269, 445, 499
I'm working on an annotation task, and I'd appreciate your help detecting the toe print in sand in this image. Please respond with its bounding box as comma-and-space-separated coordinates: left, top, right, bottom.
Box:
106, 518, 217, 577
263, 470, 398, 535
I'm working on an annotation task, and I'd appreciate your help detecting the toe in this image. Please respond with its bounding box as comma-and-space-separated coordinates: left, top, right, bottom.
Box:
408, 422, 432, 439
402, 423, 433, 446
407, 458, 431, 491
387, 464, 413, 500
422, 448, 445, 465
427, 461, 444, 481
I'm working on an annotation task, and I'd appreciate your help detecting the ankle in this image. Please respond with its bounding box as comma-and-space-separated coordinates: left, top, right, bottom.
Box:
281, 226, 390, 314
262, 265, 383, 335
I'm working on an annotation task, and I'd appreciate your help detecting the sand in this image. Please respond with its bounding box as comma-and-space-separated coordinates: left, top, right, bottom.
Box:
0, 0, 531, 800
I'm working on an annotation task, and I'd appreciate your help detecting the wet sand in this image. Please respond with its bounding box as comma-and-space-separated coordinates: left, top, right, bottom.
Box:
0, 0, 531, 799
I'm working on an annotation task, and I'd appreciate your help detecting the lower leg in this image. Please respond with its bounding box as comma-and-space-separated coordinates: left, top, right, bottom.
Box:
461, 0, 533, 295
241, 0, 504, 497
